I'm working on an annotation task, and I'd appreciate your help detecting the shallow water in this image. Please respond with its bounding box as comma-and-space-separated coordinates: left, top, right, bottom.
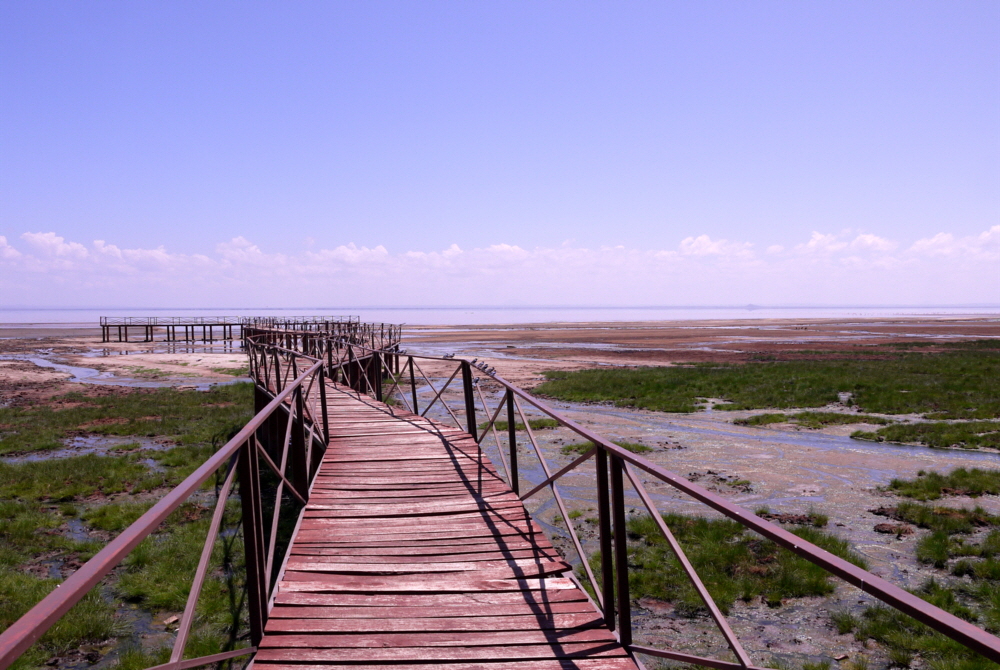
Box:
557, 401, 1000, 471
82, 342, 244, 357
1, 434, 170, 463
410, 378, 998, 524
3, 354, 248, 391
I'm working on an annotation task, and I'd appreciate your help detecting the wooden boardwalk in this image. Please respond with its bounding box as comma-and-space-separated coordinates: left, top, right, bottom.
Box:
254, 385, 639, 669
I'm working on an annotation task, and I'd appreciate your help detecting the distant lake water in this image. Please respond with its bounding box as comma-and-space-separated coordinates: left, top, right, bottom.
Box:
1, 306, 998, 327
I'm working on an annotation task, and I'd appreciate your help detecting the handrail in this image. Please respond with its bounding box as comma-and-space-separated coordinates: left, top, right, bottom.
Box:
10, 323, 993, 670
246, 325, 1000, 666
0, 359, 324, 670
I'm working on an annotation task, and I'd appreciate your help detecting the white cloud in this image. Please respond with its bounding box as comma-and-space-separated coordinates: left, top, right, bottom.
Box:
908, 226, 1000, 260
307, 243, 390, 265
0, 236, 20, 259
0, 228, 997, 307
679, 235, 753, 258
21, 232, 88, 258
796, 231, 847, 254
850, 233, 896, 252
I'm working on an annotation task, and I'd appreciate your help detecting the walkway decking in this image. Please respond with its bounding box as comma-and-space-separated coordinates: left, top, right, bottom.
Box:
254, 385, 639, 669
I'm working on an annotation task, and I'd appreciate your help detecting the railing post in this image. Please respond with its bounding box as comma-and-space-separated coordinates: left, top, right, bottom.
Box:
374, 353, 383, 402
596, 448, 615, 630
461, 361, 478, 440
409, 358, 418, 414
237, 438, 267, 646
290, 387, 308, 498
610, 454, 632, 646
254, 384, 271, 454
319, 366, 329, 445
506, 391, 518, 495
272, 351, 283, 393
347, 346, 358, 392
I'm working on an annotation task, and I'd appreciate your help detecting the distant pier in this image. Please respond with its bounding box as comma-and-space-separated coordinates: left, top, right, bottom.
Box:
99, 315, 363, 343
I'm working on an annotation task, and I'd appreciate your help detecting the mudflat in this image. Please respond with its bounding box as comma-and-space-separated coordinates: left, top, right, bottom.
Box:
404, 314, 1000, 386
2, 315, 998, 668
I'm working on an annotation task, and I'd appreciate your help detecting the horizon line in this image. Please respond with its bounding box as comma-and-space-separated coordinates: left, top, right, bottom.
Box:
2, 304, 1000, 312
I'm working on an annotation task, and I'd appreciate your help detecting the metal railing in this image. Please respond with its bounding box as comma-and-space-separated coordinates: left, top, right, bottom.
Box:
243, 317, 403, 354
0, 352, 329, 670
4, 324, 999, 670
256, 327, 1000, 668
98, 316, 359, 327
100, 317, 248, 326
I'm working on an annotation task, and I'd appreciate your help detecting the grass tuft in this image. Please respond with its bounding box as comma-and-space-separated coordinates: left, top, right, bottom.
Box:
852, 422, 1000, 450
0, 567, 120, 670
478, 418, 560, 432
587, 512, 866, 616
736, 412, 892, 429
887, 468, 1000, 501
560, 440, 651, 456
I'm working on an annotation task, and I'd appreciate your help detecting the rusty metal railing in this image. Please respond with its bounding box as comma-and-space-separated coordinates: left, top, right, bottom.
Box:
6, 324, 998, 670
0, 356, 329, 670
251, 327, 1000, 668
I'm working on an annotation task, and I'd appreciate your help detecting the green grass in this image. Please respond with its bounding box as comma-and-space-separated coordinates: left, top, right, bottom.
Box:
0, 568, 121, 670
837, 578, 1000, 668
0, 383, 255, 455
535, 344, 1000, 418
478, 418, 561, 432
0, 453, 171, 502
881, 501, 1000, 535
586, 512, 867, 615
0, 383, 256, 670
755, 506, 828, 528
0, 501, 98, 567
888, 468, 1000, 501
852, 421, 1000, 450
560, 440, 652, 456
210, 367, 249, 376
81, 501, 156, 532
115, 501, 249, 659
735, 411, 893, 429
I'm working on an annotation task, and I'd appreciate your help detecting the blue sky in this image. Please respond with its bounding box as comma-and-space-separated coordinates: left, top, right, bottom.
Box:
1, 2, 997, 307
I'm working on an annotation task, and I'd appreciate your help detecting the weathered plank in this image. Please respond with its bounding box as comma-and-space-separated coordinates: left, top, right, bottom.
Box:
268, 603, 598, 619
265, 612, 605, 631
254, 644, 628, 662
257, 661, 639, 670
258, 384, 637, 669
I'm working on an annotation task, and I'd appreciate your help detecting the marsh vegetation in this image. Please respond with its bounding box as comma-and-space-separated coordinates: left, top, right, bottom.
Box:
579, 511, 865, 614
0, 384, 255, 670
831, 469, 1000, 670
536, 342, 1000, 449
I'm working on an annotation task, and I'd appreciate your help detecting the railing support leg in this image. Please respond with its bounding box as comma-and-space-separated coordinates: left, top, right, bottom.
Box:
506, 391, 518, 495
409, 358, 418, 414
461, 361, 477, 440
237, 438, 267, 646
254, 384, 271, 454
610, 454, 632, 646
290, 387, 309, 497
319, 366, 329, 445
596, 448, 615, 630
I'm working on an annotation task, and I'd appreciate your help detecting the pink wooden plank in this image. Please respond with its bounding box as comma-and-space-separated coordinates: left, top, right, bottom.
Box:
254, 385, 636, 670
272, 590, 589, 607
267, 603, 598, 619
253, 644, 629, 662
